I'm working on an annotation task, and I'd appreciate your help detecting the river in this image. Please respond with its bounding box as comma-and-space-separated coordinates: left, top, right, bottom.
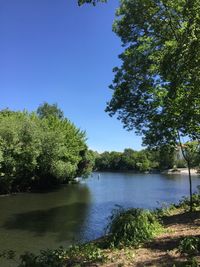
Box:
0, 172, 199, 264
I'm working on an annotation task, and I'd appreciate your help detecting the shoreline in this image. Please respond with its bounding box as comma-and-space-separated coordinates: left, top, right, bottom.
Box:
3, 207, 199, 267
98, 209, 200, 266
162, 168, 200, 175
0, 170, 199, 197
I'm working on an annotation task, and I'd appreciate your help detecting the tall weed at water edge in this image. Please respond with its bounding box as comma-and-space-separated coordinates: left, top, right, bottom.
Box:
106, 207, 163, 248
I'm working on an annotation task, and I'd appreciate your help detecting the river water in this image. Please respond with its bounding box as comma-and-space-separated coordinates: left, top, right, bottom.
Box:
0, 172, 199, 261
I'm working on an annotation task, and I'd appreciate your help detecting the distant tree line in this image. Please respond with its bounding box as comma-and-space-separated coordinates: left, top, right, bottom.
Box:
93, 145, 200, 172
0, 103, 94, 194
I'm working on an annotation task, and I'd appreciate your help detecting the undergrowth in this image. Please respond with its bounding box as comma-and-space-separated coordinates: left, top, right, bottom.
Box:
0, 244, 107, 267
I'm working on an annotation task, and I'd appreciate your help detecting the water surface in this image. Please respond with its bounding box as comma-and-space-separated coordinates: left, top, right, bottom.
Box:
0, 172, 199, 261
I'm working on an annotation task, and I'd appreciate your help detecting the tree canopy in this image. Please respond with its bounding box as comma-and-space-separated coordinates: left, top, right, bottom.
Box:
94, 147, 178, 172
0, 106, 94, 194
78, 0, 106, 6
106, 0, 200, 147
37, 102, 64, 119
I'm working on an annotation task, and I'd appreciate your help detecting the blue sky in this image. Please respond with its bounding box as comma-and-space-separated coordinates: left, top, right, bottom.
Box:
0, 0, 143, 152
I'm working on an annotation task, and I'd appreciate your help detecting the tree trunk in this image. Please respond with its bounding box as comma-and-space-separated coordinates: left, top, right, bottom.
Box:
177, 132, 193, 212
187, 161, 193, 212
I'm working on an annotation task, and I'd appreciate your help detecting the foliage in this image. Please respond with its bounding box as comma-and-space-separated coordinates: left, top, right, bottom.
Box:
94, 146, 178, 171
0, 250, 16, 261
66, 243, 107, 264
155, 187, 200, 217
177, 187, 200, 211
175, 159, 187, 168
37, 102, 64, 119
76, 150, 96, 178
104, 0, 200, 212
101, 149, 149, 171
78, 0, 106, 6
106, 208, 163, 248
173, 257, 199, 267
106, 0, 200, 146
0, 106, 94, 194
178, 237, 200, 256
181, 141, 200, 168
0, 244, 107, 267
158, 145, 175, 170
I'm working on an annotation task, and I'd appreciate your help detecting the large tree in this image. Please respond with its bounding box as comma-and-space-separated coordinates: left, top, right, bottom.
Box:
104, 0, 200, 210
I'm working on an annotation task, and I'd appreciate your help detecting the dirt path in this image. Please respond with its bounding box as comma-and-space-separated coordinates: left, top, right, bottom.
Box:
99, 211, 200, 267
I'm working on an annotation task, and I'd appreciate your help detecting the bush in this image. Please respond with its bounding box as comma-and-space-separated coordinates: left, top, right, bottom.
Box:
155, 186, 200, 213
106, 208, 163, 248
177, 187, 200, 211
66, 243, 107, 264
175, 159, 187, 168
178, 237, 200, 256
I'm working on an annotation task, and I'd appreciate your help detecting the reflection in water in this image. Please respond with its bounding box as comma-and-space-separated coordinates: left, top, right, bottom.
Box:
3, 202, 89, 242
0, 184, 91, 256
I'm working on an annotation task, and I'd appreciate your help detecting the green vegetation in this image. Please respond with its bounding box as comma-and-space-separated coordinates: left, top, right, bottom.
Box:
0, 244, 107, 267
37, 102, 64, 120
178, 237, 200, 256
88, 0, 200, 211
177, 186, 200, 211
106, 208, 163, 248
79, 0, 200, 210
95, 149, 156, 172
106, 0, 200, 148
78, 0, 106, 6
155, 186, 200, 217
0, 104, 94, 194
174, 237, 200, 267
94, 145, 200, 172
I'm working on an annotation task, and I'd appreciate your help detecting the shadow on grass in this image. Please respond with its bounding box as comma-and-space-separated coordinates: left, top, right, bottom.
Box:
135, 254, 196, 267
135, 211, 200, 267
162, 210, 200, 226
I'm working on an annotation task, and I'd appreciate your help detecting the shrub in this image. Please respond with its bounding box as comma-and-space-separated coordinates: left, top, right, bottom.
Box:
106, 208, 163, 248
177, 187, 200, 211
66, 243, 107, 264
178, 237, 200, 256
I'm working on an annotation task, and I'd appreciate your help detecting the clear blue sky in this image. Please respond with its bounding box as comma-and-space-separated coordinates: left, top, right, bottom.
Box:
0, 0, 143, 152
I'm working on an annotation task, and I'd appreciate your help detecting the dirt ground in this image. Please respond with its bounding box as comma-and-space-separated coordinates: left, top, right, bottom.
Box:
98, 210, 200, 267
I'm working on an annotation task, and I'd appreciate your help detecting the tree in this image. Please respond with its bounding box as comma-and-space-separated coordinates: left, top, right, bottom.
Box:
105, 0, 200, 211
158, 145, 175, 170
0, 106, 92, 194
94, 149, 156, 172
37, 102, 64, 119
78, 0, 106, 6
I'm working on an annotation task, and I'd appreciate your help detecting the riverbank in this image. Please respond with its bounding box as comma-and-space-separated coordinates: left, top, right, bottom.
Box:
2, 197, 199, 267
96, 209, 200, 266
162, 168, 200, 175
96, 168, 200, 176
